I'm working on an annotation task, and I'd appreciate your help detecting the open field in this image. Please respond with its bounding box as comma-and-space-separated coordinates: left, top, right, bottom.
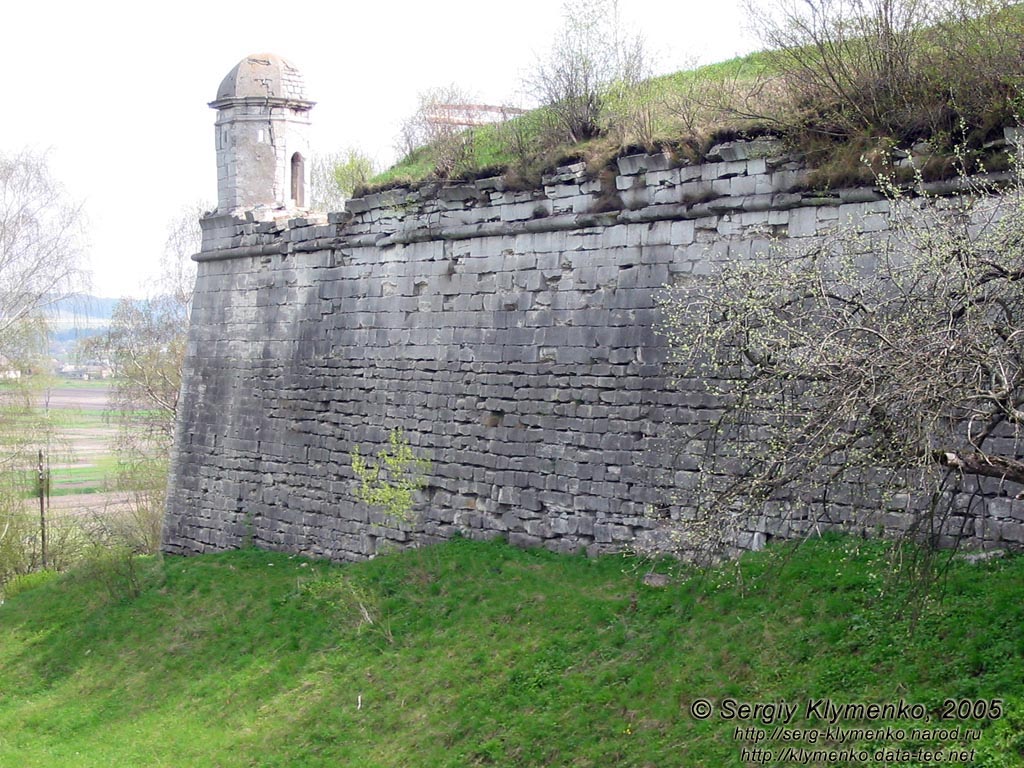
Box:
18, 382, 136, 533
37, 381, 118, 497
0, 380, 161, 576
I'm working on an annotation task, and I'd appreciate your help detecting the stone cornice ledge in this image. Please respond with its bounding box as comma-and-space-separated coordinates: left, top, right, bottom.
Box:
192, 171, 1014, 263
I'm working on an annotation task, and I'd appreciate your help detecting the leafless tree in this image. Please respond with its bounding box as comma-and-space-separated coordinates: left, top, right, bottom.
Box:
659, 160, 1024, 559
100, 204, 199, 443
156, 205, 201, 310
0, 149, 85, 362
396, 85, 479, 177
525, 0, 649, 144
0, 149, 85, 576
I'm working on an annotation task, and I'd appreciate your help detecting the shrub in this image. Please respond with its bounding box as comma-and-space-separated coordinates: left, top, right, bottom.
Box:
396, 85, 479, 178
750, 0, 1024, 148
301, 571, 393, 644
351, 428, 430, 523
524, 0, 650, 145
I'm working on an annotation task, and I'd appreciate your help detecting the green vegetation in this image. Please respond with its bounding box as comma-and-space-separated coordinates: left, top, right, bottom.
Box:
44, 377, 113, 390
311, 147, 378, 210
45, 456, 120, 496
19, 385, 118, 496
351, 428, 431, 523
0, 379, 164, 592
371, 50, 772, 192
0, 536, 1021, 766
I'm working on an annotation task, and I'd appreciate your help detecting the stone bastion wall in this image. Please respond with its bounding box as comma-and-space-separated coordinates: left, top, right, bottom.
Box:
163, 139, 1024, 561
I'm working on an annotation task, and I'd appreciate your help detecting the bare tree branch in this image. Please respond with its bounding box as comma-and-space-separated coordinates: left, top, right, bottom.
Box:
659, 153, 1024, 557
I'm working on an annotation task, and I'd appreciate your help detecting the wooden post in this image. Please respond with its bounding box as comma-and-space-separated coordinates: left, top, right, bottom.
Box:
37, 449, 46, 569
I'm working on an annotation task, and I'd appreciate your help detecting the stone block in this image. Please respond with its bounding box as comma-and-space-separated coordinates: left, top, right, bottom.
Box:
617, 174, 640, 191
619, 187, 650, 209
647, 168, 681, 187
788, 206, 818, 237
729, 175, 758, 197
508, 532, 543, 549
702, 160, 748, 181
651, 186, 683, 206
706, 137, 784, 162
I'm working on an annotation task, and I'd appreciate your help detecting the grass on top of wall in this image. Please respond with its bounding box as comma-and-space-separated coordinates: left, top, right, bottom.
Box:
369, 1, 1024, 196
0, 535, 1022, 767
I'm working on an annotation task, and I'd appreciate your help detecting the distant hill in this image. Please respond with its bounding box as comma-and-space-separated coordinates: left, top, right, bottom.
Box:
46, 294, 121, 328
44, 295, 121, 359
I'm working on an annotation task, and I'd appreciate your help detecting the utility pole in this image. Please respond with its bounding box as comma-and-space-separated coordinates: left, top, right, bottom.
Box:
37, 448, 47, 569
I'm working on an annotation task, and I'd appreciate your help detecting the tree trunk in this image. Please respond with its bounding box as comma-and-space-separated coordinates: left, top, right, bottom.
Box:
935, 451, 1024, 488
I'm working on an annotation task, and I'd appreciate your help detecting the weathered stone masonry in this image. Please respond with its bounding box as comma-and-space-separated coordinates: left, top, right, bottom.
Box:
164, 134, 1024, 562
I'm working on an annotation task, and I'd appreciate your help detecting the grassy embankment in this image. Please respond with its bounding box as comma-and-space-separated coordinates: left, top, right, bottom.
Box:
372, 1, 1024, 194
369, 52, 774, 193
0, 536, 1022, 767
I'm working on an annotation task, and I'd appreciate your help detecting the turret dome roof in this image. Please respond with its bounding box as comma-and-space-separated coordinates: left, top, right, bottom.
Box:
212, 53, 311, 105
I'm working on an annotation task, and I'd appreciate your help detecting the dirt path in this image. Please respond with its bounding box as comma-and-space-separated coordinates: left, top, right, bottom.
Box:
41, 386, 113, 411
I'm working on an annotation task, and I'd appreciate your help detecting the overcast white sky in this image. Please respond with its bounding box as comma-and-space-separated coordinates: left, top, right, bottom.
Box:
3, 0, 759, 298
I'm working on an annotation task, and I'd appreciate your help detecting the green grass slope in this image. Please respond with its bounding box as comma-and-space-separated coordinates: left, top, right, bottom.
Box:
373, 2, 1024, 193
0, 537, 1022, 767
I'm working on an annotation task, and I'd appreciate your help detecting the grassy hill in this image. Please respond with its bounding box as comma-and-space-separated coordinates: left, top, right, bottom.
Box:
371, 2, 1024, 195
1, 536, 1022, 766
369, 52, 775, 193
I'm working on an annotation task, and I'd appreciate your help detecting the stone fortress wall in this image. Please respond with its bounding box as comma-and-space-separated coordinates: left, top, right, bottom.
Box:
163, 132, 1024, 562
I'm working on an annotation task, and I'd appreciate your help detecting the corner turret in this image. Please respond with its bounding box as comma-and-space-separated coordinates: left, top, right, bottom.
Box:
209, 53, 315, 214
